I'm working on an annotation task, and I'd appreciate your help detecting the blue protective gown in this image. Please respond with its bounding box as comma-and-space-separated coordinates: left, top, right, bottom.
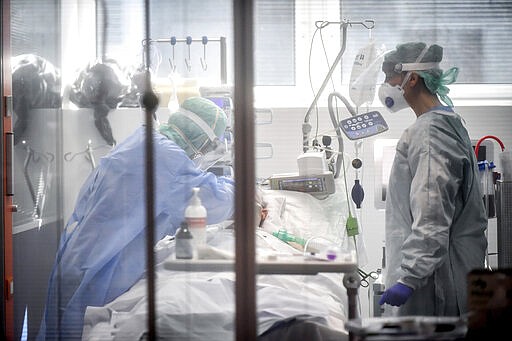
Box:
38, 126, 235, 340
384, 108, 487, 316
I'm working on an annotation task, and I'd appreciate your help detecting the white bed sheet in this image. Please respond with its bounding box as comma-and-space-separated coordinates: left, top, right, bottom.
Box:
83, 187, 362, 340
82, 228, 349, 341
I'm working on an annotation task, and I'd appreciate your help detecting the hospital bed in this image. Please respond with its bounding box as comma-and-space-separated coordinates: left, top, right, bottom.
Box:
82, 185, 365, 340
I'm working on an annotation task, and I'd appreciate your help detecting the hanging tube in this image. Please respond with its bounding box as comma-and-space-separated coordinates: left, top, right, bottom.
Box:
475, 135, 505, 160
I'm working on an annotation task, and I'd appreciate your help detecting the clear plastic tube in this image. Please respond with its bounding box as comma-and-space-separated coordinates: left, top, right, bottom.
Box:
303, 235, 339, 256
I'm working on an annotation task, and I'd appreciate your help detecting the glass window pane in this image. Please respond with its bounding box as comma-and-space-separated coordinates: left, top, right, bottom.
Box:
255, 0, 295, 85
341, 0, 512, 84
10, 1, 62, 340
100, 0, 295, 86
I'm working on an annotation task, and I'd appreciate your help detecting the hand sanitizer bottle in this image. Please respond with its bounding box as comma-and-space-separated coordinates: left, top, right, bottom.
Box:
185, 187, 207, 250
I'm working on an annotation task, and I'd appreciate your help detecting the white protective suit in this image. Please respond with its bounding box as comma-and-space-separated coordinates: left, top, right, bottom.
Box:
385, 107, 487, 316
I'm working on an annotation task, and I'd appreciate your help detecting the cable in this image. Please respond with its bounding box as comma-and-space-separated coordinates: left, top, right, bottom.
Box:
307, 27, 321, 143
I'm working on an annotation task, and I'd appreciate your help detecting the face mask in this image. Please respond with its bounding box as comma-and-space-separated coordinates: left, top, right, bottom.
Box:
378, 82, 409, 113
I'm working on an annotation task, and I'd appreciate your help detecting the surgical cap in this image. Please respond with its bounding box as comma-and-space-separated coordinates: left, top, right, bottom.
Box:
382, 42, 459, 106
159, 97, 227, 158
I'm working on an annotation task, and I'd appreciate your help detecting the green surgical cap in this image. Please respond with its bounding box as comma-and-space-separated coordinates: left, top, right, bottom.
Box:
159, 97, 227, 157
382, 42, 458, 107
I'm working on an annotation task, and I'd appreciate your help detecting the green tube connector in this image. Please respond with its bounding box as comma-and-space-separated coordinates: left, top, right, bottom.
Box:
272, 229, 306, 246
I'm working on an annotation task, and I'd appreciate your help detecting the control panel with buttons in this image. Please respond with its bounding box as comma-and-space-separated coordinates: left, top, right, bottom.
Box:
339, 111, 389, 140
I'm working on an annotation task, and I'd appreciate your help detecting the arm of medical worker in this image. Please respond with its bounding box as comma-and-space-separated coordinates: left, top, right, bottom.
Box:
154, 132, 235, 226
399, 119, 461, 290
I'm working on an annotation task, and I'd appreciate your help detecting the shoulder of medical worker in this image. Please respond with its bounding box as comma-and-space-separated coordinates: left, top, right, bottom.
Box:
409, 112, 458, 136
397, 117, 443, 152
104, 126, 182, 155
423, 111, 467, 139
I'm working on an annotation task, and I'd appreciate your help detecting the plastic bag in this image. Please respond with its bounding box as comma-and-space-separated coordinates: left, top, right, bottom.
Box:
12, 54, 61, 144
349, 40, 385, 108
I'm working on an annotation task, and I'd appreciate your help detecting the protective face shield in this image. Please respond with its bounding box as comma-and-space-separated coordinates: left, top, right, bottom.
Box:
379, 44, 439, 113
160, 97, 228, 170
172, 106, 228, 171
191, 136, 228, 171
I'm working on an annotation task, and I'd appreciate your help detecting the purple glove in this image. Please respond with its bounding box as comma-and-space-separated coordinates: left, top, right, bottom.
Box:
379, 282, 413, 306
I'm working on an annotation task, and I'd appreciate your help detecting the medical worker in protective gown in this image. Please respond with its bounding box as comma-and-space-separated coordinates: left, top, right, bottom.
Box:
377, 42, 487, 316
38, 97, 235, 340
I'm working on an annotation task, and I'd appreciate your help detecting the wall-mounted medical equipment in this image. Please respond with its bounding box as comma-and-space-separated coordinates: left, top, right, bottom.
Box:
474, 135, 512, 269
474, 137, 501, 219
64, 140, 111, 170
142, 36, 227, 83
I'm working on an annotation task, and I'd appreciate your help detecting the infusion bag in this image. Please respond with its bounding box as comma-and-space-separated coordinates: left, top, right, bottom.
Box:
349, 40, 383, 108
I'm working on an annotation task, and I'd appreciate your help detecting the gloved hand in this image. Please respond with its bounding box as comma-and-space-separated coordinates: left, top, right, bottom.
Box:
379, 282, 413, 306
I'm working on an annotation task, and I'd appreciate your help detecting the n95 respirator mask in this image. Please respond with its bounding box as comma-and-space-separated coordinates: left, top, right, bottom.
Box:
378, 82, 409, 113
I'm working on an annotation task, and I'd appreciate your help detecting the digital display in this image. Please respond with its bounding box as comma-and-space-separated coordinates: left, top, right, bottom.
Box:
278, 178, 324, 192
206, 97, 231, 111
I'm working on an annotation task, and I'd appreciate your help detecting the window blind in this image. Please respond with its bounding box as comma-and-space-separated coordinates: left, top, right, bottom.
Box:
340, 0, 512, 84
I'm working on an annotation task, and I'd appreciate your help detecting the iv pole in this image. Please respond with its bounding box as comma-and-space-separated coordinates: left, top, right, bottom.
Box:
302, 19, 375, 153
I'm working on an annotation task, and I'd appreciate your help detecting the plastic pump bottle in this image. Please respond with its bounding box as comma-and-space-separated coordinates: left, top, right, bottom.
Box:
185, 187, 207, 249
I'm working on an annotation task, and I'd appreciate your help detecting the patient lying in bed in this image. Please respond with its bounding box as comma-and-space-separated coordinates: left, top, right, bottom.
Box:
82, 184, 364, 340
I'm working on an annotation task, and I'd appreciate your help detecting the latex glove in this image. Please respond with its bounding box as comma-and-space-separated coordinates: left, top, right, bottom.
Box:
379, 282, 413, 306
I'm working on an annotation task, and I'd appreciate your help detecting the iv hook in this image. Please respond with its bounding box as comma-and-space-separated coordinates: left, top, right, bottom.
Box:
169, 36, 177, 72
200, 36, 208, 71
185, 36, 192, 72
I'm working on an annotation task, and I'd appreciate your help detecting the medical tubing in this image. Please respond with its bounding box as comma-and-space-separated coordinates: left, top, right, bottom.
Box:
303, 235, 338, 256
316, 28, 339, 140
273, 229, 306, 246
328, 92, 356, 178
475, 135, 505, 160
341, 152, 353, 218
303, 24, 348, 152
